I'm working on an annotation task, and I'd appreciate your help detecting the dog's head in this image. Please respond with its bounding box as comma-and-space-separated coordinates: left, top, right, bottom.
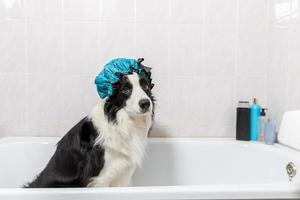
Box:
104, 65, 154, 123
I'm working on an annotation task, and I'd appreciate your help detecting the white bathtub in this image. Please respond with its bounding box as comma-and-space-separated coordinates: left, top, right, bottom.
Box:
0, 137, 300, 200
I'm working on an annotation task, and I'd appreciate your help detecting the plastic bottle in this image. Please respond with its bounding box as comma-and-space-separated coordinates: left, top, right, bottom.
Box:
250, 98, 262, 141
259, 108, 267, 142
236, 101, 250, 141
264, 119, 276, 145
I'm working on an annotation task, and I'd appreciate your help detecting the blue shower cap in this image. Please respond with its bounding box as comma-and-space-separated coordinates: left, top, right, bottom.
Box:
95, 58, 145, 99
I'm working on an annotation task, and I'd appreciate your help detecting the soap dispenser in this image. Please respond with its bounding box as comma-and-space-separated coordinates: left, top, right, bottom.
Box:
259, 108, 267, 141
250, 98, 262, 141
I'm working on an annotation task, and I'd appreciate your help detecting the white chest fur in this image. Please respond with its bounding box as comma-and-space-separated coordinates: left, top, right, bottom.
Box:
87, 103, 152, 187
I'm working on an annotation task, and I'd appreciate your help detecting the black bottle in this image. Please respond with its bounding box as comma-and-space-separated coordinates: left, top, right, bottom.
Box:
236, 101, 250, 141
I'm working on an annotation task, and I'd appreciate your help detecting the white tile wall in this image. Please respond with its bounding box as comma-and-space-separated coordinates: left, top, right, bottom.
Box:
288, 27, 300, 73
267, 75, 288, 126
26, 0, 63, 19
169, 24, 202, 76
64, 21, 99, 74
237, 25, 269, 76
238, 0, 269, 25
0, 0, 25, 19
0, 74, 27, 136
0, 19, 26, 73
204, 0, 237, 25
63, 0, 99, 20
101, 0, 135, 22
98, 22, 135, 65
63, 74, 99, 128
27, 74, 65, 136
136, 0, 169, 23
1, 0, 300, 138
203, 25, 236, 75
167, 75, 204, 127
202, 76, 236, 126
136, 23, 169, 75
27, 20, 63, 73
269, 27, 289, 75
171, 0, 204, 24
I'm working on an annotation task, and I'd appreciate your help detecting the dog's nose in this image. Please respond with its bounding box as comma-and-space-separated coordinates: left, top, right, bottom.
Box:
139, 99, 150, 112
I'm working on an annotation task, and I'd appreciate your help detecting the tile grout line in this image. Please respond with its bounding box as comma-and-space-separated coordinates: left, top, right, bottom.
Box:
162, 0, 172, 128
24, 0, 29, 136
234, 0, 239, 107
134, 0, 137, 59
61, 0, 66, 130
266, 0, 271, 111
284, 0, 293, 112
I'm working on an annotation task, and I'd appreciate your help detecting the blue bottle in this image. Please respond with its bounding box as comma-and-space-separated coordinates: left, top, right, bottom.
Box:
250, 98, 262, 141
264, 119, 276, 145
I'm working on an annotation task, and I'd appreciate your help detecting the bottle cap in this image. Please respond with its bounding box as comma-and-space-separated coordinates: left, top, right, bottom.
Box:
238, 101, 250, 107
253, 98, 257, 104
261, 108, 267, 116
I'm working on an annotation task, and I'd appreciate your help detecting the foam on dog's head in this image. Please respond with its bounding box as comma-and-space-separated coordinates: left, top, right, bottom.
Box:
94, 58, 153, 99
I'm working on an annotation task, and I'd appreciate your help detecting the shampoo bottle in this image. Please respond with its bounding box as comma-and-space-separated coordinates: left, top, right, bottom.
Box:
236, 101, 250, 141
250, 98, 262, 141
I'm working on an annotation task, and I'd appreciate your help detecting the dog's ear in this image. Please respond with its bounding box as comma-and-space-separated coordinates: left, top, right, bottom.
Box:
137, 58, 154, 89
137, 58, 152, 72
143, 66, 152, 73
137, 58, 144, 64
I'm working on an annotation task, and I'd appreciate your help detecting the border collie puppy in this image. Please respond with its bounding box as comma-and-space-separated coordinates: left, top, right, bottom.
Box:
25, 68, 154, 188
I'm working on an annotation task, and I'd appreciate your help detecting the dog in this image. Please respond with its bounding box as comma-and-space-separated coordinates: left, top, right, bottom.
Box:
25, 65, 155, 188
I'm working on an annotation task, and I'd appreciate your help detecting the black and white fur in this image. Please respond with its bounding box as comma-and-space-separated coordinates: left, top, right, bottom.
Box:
25, 68, 154, 188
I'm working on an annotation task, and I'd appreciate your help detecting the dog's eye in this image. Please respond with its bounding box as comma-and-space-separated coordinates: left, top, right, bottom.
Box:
122, 88, 131, 95
142, 84, 149, 91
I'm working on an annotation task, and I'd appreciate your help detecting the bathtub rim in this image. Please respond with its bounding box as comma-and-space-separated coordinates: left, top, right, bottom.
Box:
0, 183, 300, 200
0, 136, 299, 155
1, 137, 300, 199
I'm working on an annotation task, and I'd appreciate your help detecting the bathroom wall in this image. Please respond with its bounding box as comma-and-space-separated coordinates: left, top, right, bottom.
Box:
1, 0, 300, 137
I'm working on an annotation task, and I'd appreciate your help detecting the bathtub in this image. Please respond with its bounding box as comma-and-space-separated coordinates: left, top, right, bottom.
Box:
0, 137, 300, 200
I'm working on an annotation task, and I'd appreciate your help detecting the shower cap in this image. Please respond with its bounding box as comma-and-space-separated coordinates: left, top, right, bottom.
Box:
95, 58, 152, 99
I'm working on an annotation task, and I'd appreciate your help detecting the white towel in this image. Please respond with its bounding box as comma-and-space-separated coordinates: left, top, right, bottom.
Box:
278, 110, 300, 150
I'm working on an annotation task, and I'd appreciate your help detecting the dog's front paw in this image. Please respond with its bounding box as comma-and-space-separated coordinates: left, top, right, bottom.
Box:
87, 177, 109, 187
